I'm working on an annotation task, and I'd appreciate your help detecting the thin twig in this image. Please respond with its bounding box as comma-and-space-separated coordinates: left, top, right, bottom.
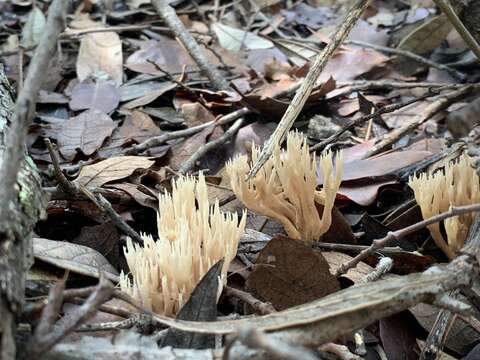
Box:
362, 85, 475, 158
127, 107, 250, 155
225, 286, 276, 315
79, 186, 144, 244
310, 86, 448, 153
178, 117, 245, 174
247, 0, 371, 179
28, 275, 113, 358
151, 0, 229, 90
336, 203, 480, 276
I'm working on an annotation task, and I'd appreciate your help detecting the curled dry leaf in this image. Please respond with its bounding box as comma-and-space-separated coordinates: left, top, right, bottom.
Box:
33, 237, 119, 282
74, 155, 155, 188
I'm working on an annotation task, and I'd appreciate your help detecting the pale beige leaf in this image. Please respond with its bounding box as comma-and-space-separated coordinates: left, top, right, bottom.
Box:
74, 156, 155, 188
323, 251, 374, 283
77, 31, 123, 85
33, 237, 119, 282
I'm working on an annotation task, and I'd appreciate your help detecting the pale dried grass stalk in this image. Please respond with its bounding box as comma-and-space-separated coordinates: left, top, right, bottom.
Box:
120, 173, 246, 316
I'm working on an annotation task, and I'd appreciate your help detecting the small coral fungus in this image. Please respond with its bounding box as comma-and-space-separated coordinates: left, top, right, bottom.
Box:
120, 173, 246, 316
226, 131, 343, 243
409, 153, 480, 259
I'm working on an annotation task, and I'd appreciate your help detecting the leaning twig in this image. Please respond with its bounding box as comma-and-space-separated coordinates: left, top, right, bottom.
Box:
151, 0, 229, 90
433, 0, 480, 60
127, 107, 250, 155
336, 203, 480, 276
178, 117, 245, 175
319, 343, 362, 360
27, 275, 113, 358
79, 186, 144, 244
362, 86, 475, 158
247, 0, 371, 179
346, 40, 466, 81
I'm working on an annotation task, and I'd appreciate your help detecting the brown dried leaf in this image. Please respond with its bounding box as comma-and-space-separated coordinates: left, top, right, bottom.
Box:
51, 110, 116, 160
74, 156, 155, 188
69, 81, 120, 113
33, 237, 119, 282
181, 102, 216, 127
246, 235, 340, 311
168, 125, 215, 170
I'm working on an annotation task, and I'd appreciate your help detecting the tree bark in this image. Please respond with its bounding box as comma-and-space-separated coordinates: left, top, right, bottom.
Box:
0, 67, 48, 359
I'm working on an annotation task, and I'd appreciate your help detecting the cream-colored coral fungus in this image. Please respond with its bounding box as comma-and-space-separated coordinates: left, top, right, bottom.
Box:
119, 173, 246, 316
226, 131, 343, 243
409, 153, 480, 259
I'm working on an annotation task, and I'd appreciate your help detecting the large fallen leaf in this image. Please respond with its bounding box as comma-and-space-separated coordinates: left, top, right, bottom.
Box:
76, 20, 123, 84
246, 235, 340, 311
74, 156, 155, 188
398, 14, 452, 55
33, 237, 119, 282
212, 22, 274, 52
125, 38, 197, 75
50, 109, 116, 160
69, 80, 120, 113
21, 6, 45, 47
318, 47, 389, 83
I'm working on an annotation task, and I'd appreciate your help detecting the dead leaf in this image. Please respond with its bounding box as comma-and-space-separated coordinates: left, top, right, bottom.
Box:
108, 183, 158, 209
246, 235, 340, 311
121, 82, 177, 109
318, 150, 433, 184
47, 109, 116, 160
168, 125, 215, 170
318, 47, 389, 83
338, 180, 397, 206
181, 102, 216, 127
380, 311, 421, 360
74, 156, 155, 188
69, 80, 120, 113
33, 237, 119, 282
125, 38, 197, 75
72, 222, 122, 270
76, 22, 123, 84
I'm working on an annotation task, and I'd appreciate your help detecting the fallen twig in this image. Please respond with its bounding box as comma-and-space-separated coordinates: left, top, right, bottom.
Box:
225, 286, 276, 315
44, 138, 78, 195
336, 203, 480, 276
361, 85, 475, 158
247, 0, 371, 179
127, 107, 250, 155
27, 275, 113, 358
151, 0, 229, 90
178, 117, 245, 174
79, 186, 144, 244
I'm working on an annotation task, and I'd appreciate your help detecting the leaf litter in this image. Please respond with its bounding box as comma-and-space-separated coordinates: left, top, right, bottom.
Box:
4, 0, 480, 358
